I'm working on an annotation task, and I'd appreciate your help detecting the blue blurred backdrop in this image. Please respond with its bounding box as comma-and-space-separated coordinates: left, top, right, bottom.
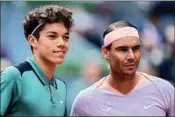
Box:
1, 1, 175, 115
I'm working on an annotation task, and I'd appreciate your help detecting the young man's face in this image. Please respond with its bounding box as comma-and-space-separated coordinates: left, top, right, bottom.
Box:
33, 22, 70, 65
103, 37, 141, 75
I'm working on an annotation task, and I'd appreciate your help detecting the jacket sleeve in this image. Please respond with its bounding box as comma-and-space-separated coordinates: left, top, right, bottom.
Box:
0, 66, 21, 116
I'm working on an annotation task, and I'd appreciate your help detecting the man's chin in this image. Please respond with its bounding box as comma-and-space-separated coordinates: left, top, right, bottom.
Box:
124, 70, 136, 75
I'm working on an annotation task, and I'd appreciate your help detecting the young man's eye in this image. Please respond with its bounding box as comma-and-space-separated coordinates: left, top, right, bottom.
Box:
48, 35, 56, 39
64, 36, 70, 40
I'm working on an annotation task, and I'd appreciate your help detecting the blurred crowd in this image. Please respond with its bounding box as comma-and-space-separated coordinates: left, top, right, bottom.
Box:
1, 1, 175, 115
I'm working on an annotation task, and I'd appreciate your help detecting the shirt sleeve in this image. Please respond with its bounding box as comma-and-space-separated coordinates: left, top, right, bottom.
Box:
167, 84, 175, 116
0, 66, 21, 116
70, 99, 81, 116
70, 91, 87, 116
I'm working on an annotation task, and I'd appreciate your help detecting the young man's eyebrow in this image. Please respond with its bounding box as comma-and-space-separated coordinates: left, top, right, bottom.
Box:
46, 31, 57, 35
65, 32, 70, 36
46, 31, 70, 36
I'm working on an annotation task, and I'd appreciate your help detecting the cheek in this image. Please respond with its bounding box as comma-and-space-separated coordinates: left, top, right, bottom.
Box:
43, 43, 52, 51
110, 54, 124, 65
65, 42, 70, 52
66, 41, 69, 47
135, 51, 142, 61
38, 41, 53, 53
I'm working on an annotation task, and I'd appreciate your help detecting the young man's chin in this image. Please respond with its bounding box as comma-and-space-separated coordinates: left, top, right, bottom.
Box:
54, 59, 65, 65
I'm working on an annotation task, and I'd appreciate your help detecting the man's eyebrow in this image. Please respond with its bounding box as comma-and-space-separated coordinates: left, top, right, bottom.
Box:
115, 46, 129, 50
115, 44, 141, 49
116, 45, 129, 48
132, 44, 141, 48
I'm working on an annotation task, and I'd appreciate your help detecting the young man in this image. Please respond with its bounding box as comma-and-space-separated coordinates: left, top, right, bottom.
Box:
1, 5, 74, 116
70, 21, 175, 116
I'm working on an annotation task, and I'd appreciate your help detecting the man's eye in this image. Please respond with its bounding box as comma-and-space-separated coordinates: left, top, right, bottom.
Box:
133, 46, 141, 51
118, 48, 128, 52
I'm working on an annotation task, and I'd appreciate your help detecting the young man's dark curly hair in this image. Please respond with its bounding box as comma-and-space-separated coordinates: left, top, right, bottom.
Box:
22, 5, 74, 42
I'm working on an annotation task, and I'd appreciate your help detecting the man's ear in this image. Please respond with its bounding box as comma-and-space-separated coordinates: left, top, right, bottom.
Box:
101, 46, 109, 60
28, 35, 38, 49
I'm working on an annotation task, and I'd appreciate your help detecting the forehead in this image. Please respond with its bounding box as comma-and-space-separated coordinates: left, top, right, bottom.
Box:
41, 22, 68, 34
111, 37, 140, 47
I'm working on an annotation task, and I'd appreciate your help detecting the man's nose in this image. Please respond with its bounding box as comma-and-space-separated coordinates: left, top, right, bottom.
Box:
126, 49, 135, 60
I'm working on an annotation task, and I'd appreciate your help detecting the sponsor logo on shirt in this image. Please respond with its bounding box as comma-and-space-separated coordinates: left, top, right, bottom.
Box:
99, 105, 127, 116
60, 100, 64, 104
144, 103, 157, 109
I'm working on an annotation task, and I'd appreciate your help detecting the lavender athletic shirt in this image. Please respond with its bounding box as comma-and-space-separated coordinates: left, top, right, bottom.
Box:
70, 73, 175, 116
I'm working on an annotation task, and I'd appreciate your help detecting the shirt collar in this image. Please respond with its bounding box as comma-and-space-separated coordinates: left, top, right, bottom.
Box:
27, 56, 57, 89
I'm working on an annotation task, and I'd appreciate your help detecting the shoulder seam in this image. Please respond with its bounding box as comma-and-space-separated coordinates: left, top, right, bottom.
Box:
14, 61, 33, 76
55, 77, 66, 86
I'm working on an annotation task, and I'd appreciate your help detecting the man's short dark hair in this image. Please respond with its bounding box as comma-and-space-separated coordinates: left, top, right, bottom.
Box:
103, 21, 138, 50
22, 5, 74, 51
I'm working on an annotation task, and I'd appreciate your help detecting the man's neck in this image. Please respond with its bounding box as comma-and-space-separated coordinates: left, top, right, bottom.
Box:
33, 55, 55, 81
107, 72, 140, 95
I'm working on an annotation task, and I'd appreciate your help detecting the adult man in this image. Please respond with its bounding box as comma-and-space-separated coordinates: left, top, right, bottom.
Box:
1, 5, 74, 116
70, 21, 174, 116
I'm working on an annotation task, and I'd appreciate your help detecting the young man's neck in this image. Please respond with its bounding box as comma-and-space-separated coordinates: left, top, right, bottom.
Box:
108, 71, 140, 94
33, 55, 56, 81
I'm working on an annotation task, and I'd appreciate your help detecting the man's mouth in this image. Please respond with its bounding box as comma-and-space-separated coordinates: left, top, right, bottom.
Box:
124, 63, 136, 68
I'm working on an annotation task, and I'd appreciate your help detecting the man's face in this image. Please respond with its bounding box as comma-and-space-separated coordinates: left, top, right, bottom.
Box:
32, 22, 70, 65
103, 37, 141, 75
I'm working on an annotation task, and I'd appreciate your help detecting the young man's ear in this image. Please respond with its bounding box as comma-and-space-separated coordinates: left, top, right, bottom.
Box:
28, 35, 38, 48
102, 46, 109, 60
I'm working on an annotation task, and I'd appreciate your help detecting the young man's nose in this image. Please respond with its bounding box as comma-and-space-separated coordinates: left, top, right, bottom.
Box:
56, 38, 65, 47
